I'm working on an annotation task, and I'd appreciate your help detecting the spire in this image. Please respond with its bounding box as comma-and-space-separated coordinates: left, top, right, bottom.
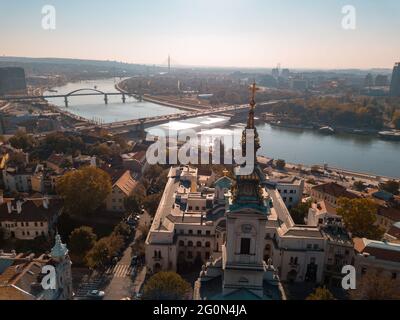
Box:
51, 233, 68, 259
247, 81, 258, 130
242, 81, 261, 156
231, 81, 269, 215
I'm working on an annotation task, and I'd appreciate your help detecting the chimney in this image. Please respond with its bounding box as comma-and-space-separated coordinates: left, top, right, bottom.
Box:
16, 200, 22, 214
43, 196, 49, 209
7, 201, 12, 214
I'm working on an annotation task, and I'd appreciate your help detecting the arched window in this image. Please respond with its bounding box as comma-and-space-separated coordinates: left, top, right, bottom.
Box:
205, 242, 211, 248
179, 240, 184, 246
188, 241, 193, 247
196, 241, 202, 247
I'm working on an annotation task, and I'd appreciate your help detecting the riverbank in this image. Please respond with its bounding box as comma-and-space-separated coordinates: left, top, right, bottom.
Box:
266, 119, 400, 141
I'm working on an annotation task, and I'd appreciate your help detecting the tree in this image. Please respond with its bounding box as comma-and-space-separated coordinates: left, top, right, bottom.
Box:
143, 272, 192, 300
290, 200, 312, 224
68, 226, 97, 265
106, 233, 125, 256
275, 159, 286, 170
85, 238, 110, 269
353, 181, 366, 192
350, 272, 400, 300
337, 198, 384, 240
9, 130, 34, 151
143, 193, 162, 217
56, 166, 112, 217
124, 195, 142, 214
379, 180, 400, 195
306, 287, 335, 300
113, 222, 131, 239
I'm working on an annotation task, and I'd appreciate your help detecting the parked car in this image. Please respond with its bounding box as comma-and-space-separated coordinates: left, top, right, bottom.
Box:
87, 290, 105, 300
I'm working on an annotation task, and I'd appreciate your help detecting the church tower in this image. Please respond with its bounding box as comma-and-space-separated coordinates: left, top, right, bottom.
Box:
222, 82, 271, 298
50, 234, 73, 300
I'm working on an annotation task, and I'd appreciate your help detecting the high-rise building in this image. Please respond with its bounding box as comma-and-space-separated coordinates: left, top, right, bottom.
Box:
364, 73, 374, 88
0, 67, 27, 95
375, 74, 389, 87
390, 62, 400, 97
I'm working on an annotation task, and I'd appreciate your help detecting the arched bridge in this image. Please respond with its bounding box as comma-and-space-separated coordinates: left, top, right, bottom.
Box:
1, 88, 142, 107
65, 88, 107, 96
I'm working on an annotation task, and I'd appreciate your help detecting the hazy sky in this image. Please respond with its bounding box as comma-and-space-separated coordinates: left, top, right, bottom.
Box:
1, 0, 399, 69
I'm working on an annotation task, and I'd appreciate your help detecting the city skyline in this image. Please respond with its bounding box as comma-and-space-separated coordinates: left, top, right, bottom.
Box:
1, 0, 400, 69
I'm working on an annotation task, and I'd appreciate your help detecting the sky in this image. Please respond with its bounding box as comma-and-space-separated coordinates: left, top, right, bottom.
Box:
0, 0, 399, 69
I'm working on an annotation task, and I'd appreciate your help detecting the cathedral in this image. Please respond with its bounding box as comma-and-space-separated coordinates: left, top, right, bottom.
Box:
145, 83, 333, 300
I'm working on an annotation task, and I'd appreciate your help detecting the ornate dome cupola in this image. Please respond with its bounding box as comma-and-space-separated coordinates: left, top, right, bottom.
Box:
50, 233, 69, 259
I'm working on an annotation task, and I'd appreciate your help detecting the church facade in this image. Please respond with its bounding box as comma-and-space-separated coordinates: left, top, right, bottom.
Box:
145, 83, 337, 299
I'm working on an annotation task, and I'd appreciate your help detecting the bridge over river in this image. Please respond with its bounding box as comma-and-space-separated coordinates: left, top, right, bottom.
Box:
79, 100, 280, 134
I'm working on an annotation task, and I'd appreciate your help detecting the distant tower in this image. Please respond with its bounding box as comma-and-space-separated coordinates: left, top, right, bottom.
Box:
390, 62, 400, 97
50, 234, 73, 300
168, 55, 171, 73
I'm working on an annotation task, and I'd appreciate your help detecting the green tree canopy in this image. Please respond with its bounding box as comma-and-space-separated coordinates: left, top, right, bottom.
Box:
143, 272, 192, 300
9, 130, 35, 151
56, 166, 112, 217
379, 180, 400, 195
306, 287, 335, 300
143, 193, 162, 217
85, 238, 110, 269
68, 226, 97, 265
124, 195, 142, 214
337, 198, 384, 240
275, 159, 286, 170
350, 272, 400, 300
290, 200, 312, 224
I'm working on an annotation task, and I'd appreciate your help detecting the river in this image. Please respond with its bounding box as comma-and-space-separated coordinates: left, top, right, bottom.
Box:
45, 79, 400, 178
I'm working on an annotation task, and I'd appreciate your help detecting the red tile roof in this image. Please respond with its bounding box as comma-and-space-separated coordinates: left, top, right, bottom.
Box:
312, 182, 359, 199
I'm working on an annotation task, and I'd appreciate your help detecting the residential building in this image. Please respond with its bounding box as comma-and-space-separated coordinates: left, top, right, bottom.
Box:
354, 238, 400, 284
0, 67, 27, 95
0, 195, 61, 240
269, 175, 304, 209
310, 182, 359, 208
105, 170, 136, 212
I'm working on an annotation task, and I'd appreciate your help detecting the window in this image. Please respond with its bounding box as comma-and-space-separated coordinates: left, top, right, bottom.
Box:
195, 206, 199, 211
205, 252, 210, 260
34, 222, 38, 227
187, 251, 193, 259
289, 197, 293, 202
180, 230, 184, 235
392, 273, 397, 280
205, 242, 211, 248
36, 231, 39, 236
196, 241, 202, 247
189, 230, 193, 235
197, 230, 202, 235
206, 231, 211, 236
40, 222, 44, 227
313, 244, 319, 250
179, 240, 184, 246
240, 238, 251, 255
188, 241, 193, 247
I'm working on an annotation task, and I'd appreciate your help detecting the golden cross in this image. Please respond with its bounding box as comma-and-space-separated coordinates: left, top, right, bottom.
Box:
250, 81, 259, 107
